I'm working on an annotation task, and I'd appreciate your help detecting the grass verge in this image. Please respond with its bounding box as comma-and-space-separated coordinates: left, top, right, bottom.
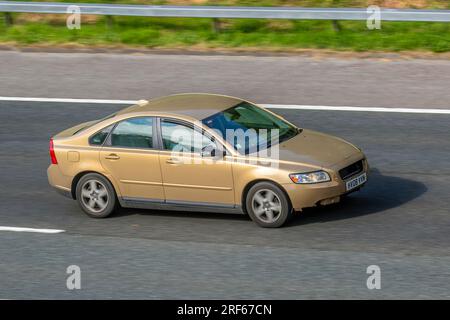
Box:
0, 14, 449, 53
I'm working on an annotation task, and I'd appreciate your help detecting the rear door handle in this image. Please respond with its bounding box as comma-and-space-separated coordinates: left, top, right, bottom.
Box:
105, 153, 120, 160
166, 158, 182, 165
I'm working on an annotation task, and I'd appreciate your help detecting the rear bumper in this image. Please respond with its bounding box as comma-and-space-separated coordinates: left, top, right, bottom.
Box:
52, 185, 72, 198
47, 165, 73, 199
283, 156, 369, 211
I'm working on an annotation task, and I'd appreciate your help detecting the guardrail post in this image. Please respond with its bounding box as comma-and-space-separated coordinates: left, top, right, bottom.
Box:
4, 12, 13, 27
105, 15, 114, 28
332, 20, 342, 32
331, 0, 341, 32
212, 18, 221, 33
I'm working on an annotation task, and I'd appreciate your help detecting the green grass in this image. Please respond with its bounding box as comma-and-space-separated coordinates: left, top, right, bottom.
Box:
1, 14, 449, 52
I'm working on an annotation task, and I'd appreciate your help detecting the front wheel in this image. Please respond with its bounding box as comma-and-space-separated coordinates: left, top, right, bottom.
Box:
76, 173, 117, 218
245, 182, 293, 228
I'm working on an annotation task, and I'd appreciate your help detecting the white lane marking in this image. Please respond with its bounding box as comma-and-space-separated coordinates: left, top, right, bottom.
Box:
0, 226, 65, 234
0, 96, 136, 104
1, 96, 450, 114
264, 104, 450, 114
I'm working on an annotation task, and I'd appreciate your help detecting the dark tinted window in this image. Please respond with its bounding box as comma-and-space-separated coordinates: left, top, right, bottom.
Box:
89, 124, 114, 146
202, 102, 298, 154
110, 117, 153, 149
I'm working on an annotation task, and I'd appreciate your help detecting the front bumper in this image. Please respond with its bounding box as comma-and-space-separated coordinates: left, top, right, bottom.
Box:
283, 155, 369, 211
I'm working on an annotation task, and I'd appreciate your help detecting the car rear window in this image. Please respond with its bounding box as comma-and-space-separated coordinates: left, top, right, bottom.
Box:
89, 124, 114, 146
73, 112, 118, 135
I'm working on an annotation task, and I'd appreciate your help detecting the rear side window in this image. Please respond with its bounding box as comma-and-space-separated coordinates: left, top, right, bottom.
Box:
110, 117, 154, 149
89, 124, 114, 146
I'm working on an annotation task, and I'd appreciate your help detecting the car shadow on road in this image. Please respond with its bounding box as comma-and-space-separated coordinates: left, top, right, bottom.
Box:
286, 168, 427, 227
112, 168, 427, 226
114, 207, 251, 221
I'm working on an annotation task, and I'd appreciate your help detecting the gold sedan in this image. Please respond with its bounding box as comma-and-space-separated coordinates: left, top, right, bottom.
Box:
48, 93, 368, 227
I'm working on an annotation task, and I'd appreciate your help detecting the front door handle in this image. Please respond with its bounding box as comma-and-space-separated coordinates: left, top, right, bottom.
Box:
105, 153, 120, 160
166, 158, 182, 165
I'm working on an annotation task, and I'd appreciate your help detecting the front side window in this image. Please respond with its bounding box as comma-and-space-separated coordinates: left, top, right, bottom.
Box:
161, 120, 216, 154
202, 102, 298, 155
109, 117, 154, 149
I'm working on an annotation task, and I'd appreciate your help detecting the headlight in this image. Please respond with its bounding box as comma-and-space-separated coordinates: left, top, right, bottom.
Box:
289, 171, 331, 184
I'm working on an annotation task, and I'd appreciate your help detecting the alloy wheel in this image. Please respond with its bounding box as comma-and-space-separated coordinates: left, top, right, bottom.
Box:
80, 179, 109, 213
251, 189, 282, 223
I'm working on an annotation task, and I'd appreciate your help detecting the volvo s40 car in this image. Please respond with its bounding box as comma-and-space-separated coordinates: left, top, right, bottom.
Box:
48, 93, 369, 227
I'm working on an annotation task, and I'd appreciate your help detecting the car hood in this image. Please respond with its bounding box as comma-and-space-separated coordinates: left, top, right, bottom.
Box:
272, 129, 360, 168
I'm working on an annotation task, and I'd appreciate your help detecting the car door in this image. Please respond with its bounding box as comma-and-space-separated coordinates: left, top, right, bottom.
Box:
99, 116, 164, 202
158, 118, 235, 207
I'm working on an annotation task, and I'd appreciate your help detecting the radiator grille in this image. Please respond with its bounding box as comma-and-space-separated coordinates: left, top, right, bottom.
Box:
339, 160, 364, 180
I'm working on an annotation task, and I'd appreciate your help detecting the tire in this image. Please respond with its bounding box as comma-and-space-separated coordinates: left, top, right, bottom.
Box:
75, 173, 117, 218
245, 181, 292, 228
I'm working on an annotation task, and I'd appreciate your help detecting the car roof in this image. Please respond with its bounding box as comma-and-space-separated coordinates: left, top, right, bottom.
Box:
117, 93, 243, 120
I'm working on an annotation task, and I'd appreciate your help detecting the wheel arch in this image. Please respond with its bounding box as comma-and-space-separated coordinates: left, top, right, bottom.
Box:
71, 171, 117, 200
240, 179, 292, 214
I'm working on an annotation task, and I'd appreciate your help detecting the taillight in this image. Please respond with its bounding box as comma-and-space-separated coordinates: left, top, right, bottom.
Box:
49, 138, 58, 164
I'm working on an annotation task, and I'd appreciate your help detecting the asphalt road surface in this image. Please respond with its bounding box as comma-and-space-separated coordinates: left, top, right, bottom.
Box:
1, 50, 450, 108
0, 51, 449, 299
1, 101, 449, 299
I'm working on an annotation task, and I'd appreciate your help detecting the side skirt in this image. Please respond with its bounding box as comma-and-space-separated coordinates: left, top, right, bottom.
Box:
118, 197, 244, 215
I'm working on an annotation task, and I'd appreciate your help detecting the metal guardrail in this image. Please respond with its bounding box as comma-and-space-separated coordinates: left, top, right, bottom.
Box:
0, 1, 449, 22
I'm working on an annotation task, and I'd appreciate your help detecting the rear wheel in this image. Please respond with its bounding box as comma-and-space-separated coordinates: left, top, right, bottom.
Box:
245, 182, 292, 228
76, 173, 117, 218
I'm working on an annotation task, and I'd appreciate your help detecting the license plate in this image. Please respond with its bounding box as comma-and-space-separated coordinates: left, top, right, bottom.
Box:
346, 172, 367, 191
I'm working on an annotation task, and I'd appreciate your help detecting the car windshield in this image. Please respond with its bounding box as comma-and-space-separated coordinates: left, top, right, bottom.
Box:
202, 102, 299, 155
